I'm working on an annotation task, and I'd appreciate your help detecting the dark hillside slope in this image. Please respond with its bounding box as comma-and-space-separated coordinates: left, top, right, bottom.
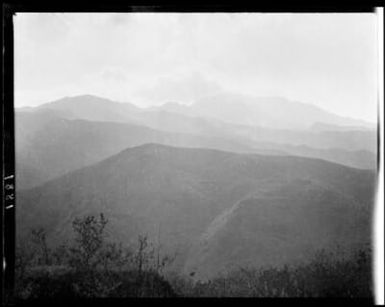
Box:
17, 144, 375, 276
183, 179, 372, 279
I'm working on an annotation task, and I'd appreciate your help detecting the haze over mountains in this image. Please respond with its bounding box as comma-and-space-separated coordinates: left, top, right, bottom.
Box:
20, 93, 374, 130
16, 94, 377, 279
16, 94, 376, 189
156, 93, 374, 130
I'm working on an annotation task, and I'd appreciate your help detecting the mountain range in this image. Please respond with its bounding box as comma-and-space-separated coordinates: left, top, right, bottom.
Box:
16, 94, 377, 280
16, 94, 376, 189
17, 143, 375, 279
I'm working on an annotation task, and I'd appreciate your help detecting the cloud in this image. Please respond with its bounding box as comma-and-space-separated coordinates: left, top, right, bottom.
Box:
100, 67, 128, 83
14, 13, 378, 122
132, 71, 224, 105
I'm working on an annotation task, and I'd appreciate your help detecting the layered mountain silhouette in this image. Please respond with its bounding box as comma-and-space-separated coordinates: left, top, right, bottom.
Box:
16, 95, 376, 189
154, 93, 375, 130
16, 94, 377, 279
15, 111, 270, 189
26, 94, 376, 131
17, 144, 375, 279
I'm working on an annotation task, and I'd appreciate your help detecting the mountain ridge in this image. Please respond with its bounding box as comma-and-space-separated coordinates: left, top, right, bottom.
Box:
17, 143, 375, 279
16, 93, 375, 129
16, 111, 376, 191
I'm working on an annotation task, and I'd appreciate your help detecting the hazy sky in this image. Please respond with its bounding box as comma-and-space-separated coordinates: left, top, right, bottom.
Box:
15, 12, 378, 122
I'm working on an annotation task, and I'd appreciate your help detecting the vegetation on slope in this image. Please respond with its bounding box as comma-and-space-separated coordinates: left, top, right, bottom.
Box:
15, 213, 373, 300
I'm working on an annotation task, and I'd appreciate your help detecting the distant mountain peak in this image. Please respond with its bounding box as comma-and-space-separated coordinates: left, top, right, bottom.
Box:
130, 142, 171, 151
117, 143, 177, 158
44, 94, 118, 106
163, 101, 184, 107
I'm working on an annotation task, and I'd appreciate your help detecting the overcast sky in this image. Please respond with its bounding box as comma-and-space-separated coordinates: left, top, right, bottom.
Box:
15, 13, 378, 122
